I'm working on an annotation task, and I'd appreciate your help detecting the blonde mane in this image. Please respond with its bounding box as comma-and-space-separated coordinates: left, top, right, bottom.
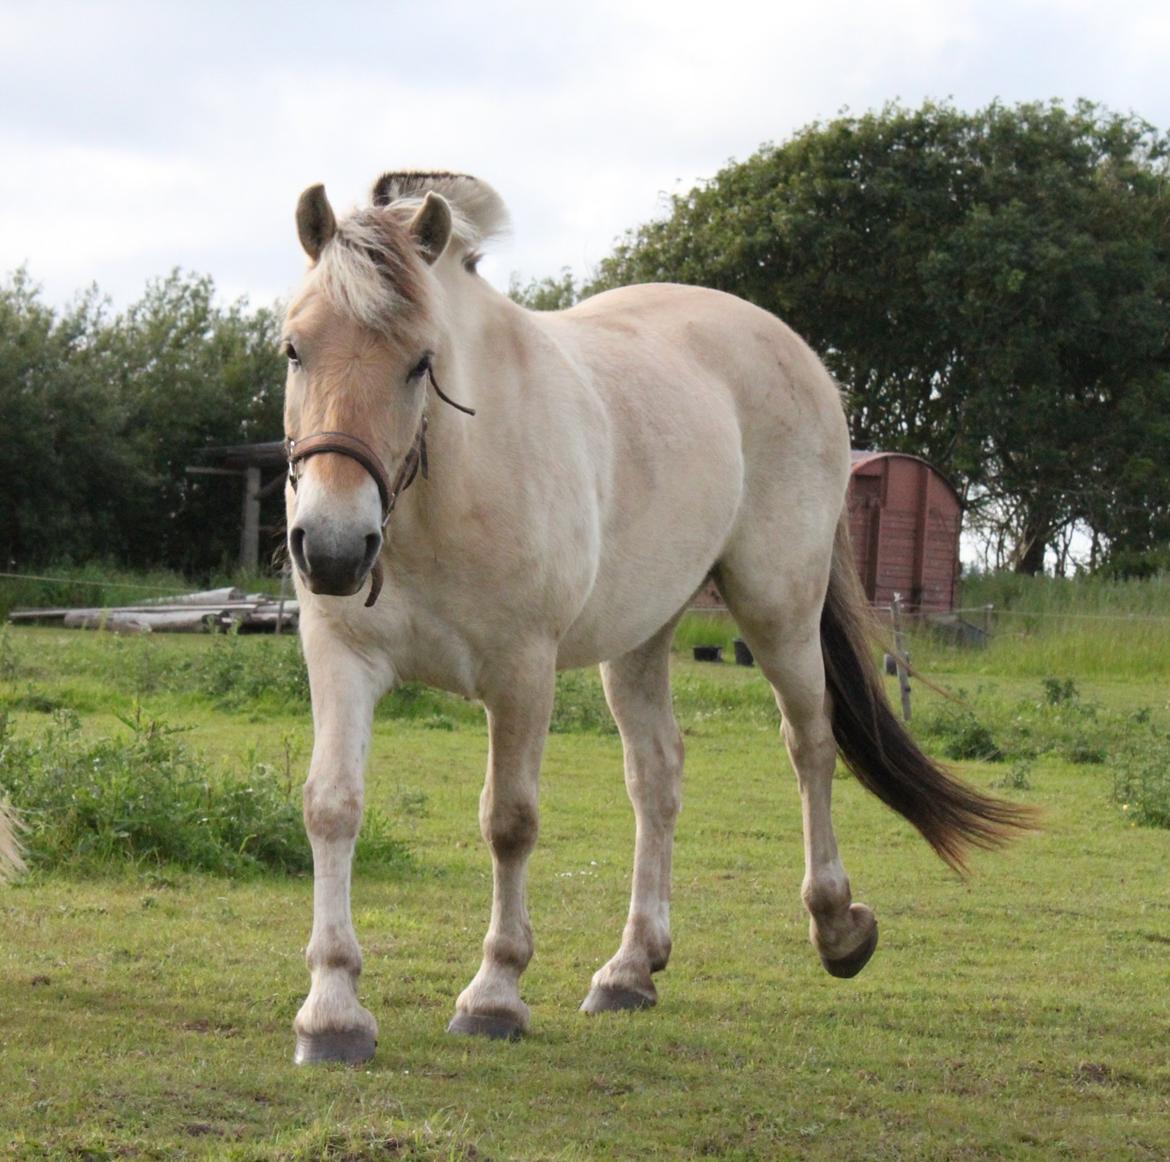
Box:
308, 172, 509, 337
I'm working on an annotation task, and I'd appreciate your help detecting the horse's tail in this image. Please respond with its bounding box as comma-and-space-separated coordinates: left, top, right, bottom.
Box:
0, 798, 25, 882
821, 517, 1035, 872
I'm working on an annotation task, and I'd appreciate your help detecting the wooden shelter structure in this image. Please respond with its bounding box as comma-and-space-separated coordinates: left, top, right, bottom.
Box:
187, 441, 287, 571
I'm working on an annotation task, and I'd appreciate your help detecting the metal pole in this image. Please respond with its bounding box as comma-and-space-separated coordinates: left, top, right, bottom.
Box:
275, 563, 290, 636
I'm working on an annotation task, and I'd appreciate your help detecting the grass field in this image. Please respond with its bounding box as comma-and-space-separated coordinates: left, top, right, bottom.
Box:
1, 589, 1169, 1160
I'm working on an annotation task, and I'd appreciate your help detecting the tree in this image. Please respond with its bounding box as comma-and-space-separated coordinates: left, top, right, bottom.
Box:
0, 271, 128, 566
508, 268, 579, 311
0, 269, 284, 575
104, 271, 284, 570
589, 100, 1170, 573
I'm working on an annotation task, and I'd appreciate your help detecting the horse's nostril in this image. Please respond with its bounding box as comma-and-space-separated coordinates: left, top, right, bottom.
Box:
289, 527, 309, 574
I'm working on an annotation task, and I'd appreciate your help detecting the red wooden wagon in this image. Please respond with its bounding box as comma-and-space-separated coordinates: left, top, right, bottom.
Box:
848, 451, 961, 613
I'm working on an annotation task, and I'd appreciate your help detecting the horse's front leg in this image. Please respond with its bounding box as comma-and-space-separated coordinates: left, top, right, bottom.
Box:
293, 642, 381, 1065
448, 649, 555, 1041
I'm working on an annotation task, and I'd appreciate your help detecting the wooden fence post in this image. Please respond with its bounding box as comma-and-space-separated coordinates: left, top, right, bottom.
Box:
891, 592, 912, 722
240, 466, 262, 573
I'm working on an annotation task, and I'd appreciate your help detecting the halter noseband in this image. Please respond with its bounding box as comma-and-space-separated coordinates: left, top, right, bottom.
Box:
284, 421, 428, 608
284, 370, 474, 608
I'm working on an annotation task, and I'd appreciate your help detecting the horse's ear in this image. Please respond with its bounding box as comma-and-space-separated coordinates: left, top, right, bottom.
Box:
408, 192, 452, 265
296, 184, 336, 262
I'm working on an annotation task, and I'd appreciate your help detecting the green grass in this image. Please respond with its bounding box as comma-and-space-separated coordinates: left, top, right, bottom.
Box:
2, 580, 1170, 1159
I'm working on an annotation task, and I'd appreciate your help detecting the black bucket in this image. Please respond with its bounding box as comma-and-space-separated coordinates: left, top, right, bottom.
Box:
732, 638, 754, 667
692, 644, 723, 663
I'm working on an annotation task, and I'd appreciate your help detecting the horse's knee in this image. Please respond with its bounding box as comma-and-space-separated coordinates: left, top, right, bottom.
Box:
481, 799, 538, 861
304, 778, 362, 842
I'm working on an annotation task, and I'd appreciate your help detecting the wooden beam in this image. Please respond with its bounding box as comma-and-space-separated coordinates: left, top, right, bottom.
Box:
240, 466, 261, 572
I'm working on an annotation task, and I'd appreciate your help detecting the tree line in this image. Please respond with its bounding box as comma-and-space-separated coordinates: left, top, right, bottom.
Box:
3, 98, 1167, 578
515, 99, 1170, 576
0, 270, 284, 575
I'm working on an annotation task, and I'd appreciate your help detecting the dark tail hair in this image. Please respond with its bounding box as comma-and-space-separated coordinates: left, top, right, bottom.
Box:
821, 518, 1035, 872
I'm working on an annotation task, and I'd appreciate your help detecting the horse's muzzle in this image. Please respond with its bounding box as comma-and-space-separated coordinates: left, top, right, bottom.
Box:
289, 523, 382, 598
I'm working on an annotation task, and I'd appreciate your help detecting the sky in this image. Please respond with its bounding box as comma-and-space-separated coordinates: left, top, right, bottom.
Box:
2, 0, 1168, 314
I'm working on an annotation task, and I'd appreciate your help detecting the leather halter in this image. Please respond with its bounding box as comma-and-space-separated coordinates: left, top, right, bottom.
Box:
284, 421, 428, 608
284, 369, 475, 608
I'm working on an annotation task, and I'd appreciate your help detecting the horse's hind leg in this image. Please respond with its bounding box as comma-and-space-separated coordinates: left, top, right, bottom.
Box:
582, 618, 683, 1013
718, 566, 878, 977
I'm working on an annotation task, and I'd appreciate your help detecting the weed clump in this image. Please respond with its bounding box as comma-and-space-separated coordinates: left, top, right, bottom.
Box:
550, 670, 618, 734
915, 701, 1004, 762
0, 708, 407, 876
178, 631, 310, 711
1113, 732, 1170, 830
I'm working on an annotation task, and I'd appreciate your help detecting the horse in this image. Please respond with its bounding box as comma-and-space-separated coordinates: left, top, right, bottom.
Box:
272, 170, 1037, 1064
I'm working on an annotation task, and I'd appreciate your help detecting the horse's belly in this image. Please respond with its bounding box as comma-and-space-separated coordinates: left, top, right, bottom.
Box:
554, 564, 708, 669
555, 429, 743, 669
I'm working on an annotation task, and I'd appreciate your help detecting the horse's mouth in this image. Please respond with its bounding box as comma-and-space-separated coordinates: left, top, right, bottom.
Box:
300, 560, 384, 608
302, 575, 367, 598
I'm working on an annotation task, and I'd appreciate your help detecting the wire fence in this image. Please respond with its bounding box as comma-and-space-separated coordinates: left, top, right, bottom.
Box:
0, 570, 194, 595
5, 569, 1170, 624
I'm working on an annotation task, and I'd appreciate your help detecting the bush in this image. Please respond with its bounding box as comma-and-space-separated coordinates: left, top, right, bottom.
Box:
550, 669, 617, 734
0, 708, 408, 876
1113, 732, 1170, 829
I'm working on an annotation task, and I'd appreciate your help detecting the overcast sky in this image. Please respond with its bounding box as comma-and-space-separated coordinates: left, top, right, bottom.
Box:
2, 0, 1168, 313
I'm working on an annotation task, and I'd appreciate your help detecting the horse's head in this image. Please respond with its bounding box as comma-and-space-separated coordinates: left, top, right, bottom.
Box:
282, 173, 505, 603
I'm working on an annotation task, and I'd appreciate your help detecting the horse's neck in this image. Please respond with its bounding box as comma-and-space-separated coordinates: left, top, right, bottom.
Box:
394, 278, 518, 528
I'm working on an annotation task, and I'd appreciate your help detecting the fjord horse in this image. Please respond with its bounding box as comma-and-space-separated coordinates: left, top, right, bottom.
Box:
282, 173, 1029, 1063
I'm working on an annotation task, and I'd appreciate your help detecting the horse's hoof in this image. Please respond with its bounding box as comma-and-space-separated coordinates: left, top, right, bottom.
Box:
293, 1028, 377, 1066
580, 985, 657, 1013
446, 1012, 524, 1041
819, 919, 879, 979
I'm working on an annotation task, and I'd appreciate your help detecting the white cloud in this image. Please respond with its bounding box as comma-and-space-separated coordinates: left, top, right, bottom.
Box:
0, 0, 1166, 310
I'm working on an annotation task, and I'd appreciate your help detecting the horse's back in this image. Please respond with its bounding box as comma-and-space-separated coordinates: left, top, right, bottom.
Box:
562, 283, 847, 471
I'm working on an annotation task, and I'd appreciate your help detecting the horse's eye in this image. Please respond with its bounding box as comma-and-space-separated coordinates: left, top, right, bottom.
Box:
407, 352, 433, 382
284, 342, 300, 366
